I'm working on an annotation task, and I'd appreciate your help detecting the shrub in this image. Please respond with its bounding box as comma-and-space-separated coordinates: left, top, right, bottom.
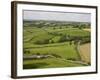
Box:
34, 39, 49, 44
58, 35, 67, 42
24, 50, 30, 54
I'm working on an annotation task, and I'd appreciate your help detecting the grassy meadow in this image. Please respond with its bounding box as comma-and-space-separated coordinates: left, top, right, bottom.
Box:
23, 20, 91, 69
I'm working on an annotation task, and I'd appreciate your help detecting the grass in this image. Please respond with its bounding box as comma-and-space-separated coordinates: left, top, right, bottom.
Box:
25, 44, 80, 60
23, 58, 84, 69
23, 24, 91, 69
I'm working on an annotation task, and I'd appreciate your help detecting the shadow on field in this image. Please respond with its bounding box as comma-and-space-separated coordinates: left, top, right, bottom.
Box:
23, 62, 49, 69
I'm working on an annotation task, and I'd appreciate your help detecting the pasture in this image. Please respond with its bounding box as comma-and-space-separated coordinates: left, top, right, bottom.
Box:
23, 21, 91, 69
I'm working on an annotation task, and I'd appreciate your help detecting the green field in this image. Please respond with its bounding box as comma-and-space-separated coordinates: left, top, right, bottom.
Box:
23, 21, 91, 69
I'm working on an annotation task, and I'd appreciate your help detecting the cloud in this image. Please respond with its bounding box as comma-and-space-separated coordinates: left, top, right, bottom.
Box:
23, 10, 91, 22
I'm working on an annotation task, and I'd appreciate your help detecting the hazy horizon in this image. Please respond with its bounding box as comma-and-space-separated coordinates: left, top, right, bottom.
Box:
23, 10, 91, 23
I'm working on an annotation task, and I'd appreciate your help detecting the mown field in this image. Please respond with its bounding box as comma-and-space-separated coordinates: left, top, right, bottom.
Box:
23, 21, 91, 69
79, 43, 91, 64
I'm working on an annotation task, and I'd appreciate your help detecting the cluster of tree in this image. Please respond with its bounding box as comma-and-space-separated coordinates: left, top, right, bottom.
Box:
24, 20, 90, 29
24, 49, 30, 54
72, 23, 90, 29
67, 58, 78, 61
58, 35, 90, 44
80, 36, 91, 44
34, 39, 50, 44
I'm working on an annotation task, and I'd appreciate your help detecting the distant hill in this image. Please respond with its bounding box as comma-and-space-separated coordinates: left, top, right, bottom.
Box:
23, 20, 90, 28
24, 20, 90, 24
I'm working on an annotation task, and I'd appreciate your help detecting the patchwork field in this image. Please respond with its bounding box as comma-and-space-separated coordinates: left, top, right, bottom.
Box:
23, 21, 91, 69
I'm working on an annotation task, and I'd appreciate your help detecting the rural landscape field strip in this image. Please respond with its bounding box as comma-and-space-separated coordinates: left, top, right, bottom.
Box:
23, 58, 85, 69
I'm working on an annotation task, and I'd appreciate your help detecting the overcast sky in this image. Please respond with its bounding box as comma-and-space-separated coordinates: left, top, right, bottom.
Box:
23, 10, 91, 22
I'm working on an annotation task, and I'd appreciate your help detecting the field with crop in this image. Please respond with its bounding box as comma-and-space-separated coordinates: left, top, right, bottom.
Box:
23, 20, 91, 69
79, 43, 91, 64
